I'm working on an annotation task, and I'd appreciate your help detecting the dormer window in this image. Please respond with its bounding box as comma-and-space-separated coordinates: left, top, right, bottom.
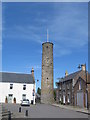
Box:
23, 85, 26, 90
10, 84, 13, 89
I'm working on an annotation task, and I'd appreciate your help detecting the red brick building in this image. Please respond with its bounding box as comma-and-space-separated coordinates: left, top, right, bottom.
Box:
87, 74, 90, 109
56, 64, 90, 108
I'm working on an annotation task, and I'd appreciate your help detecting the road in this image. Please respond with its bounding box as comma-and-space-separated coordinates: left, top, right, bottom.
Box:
2, 103, 89, 118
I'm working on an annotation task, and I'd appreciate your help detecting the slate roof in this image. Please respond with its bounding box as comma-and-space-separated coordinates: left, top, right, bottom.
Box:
0, 72, 34, 84
62, 70, 81, 82
57, 70, 87, 83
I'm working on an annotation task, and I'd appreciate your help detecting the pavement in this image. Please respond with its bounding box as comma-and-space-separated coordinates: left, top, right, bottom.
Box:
0, 103, 14, 119
52, 103, 90, 115
0, 104, 2, 120
1, 103, 89, 118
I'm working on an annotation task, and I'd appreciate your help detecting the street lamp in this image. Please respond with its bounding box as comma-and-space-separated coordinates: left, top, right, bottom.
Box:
85, 63, 89, 110
78, 63, 88, 109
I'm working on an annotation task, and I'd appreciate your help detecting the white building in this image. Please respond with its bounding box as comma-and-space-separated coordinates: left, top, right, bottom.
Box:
0, 68, 35, 104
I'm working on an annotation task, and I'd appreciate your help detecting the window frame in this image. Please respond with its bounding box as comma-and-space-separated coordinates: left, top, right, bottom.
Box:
79, 80, 82, 90
10, 84, 13, 89
23, 84, 26, 90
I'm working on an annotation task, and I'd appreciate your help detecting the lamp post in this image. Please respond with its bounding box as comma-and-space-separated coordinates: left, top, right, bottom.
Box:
78, 63, 88, 109
85, 63, 89, 110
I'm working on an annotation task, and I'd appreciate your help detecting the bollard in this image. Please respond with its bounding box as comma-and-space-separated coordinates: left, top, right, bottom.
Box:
19, 107, 21, 112
8, 111, 11, 120
25, 110, 28, 117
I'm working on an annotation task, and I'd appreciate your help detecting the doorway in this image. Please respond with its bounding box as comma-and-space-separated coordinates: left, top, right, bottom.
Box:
8, 94, 13, 103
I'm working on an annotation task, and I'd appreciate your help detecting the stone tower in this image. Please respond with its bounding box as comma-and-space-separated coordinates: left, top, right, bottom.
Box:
41, 42, 54, 104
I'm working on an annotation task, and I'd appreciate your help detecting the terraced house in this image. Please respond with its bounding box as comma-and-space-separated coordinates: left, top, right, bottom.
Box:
56, 64, 90, 108
0, 68, 36, 104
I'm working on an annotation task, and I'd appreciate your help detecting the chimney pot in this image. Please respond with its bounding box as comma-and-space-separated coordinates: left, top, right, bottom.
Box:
31, 68, 35, 83
31, 68, 34, 73
81, 64, 86, 71
65, 70, 68, 77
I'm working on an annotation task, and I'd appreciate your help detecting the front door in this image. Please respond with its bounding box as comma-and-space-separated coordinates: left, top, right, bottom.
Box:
8, 94, 13, 103
77, 92, 83, 107
85, 93, 87, 108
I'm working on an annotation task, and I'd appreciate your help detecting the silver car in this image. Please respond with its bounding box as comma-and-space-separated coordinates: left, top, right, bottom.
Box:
21, 99, 30, 106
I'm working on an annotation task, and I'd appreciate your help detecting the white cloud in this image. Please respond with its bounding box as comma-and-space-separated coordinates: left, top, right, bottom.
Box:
54, 49, 71, 57
3, 25, 42, 44
3, 2, 88, 57
25, 65, 41, 70
49, 3, 88, 56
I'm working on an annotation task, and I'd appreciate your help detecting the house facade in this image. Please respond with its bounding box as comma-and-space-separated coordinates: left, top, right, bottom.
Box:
0, 68, 36, 104
87, 74, 90, 109
56, 64, 89, 108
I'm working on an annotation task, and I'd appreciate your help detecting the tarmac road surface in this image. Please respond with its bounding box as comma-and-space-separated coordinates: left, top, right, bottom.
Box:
1, 103, 89, 118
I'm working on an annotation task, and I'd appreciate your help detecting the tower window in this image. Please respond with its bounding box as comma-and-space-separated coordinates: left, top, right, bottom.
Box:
47, 78, 48, 79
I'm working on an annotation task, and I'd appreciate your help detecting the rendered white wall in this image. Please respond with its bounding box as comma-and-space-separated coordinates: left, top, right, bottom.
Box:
0, 82, 35, 104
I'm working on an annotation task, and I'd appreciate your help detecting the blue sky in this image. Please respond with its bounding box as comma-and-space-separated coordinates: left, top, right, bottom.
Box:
2, 2, 88, 89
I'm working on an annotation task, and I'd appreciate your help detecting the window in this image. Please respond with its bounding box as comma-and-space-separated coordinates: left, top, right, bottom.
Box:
79, 81, 81, 90
63, 95, 65, 104
23, 85, 26, 90
67, 84, 70, 89
63, 83, 65, 90
59, 95, 61, 101
10, 84, 13, 89
67, 94, 70, 103
60, 85, 61, 90
46, 57, 49, 64
8, 94, 13, 97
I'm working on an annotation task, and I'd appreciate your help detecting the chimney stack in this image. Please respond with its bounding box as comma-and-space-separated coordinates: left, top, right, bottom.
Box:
31, 67, 34, 75
65, 70, 68, 77
31, 68, 35, 83
81, 64, 86, 71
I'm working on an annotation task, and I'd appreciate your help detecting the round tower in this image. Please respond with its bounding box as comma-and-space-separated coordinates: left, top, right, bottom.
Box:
41, 42, 54, 104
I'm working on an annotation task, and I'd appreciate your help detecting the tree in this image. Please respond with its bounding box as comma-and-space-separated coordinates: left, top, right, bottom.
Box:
37, 87, 41, 95
54, 89, 56, 101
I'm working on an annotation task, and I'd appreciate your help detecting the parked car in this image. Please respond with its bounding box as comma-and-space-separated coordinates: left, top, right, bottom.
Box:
21, 99, 30, 106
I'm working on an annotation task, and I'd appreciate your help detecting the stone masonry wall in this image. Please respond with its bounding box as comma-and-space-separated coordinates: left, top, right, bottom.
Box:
41, 42, 54, 104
